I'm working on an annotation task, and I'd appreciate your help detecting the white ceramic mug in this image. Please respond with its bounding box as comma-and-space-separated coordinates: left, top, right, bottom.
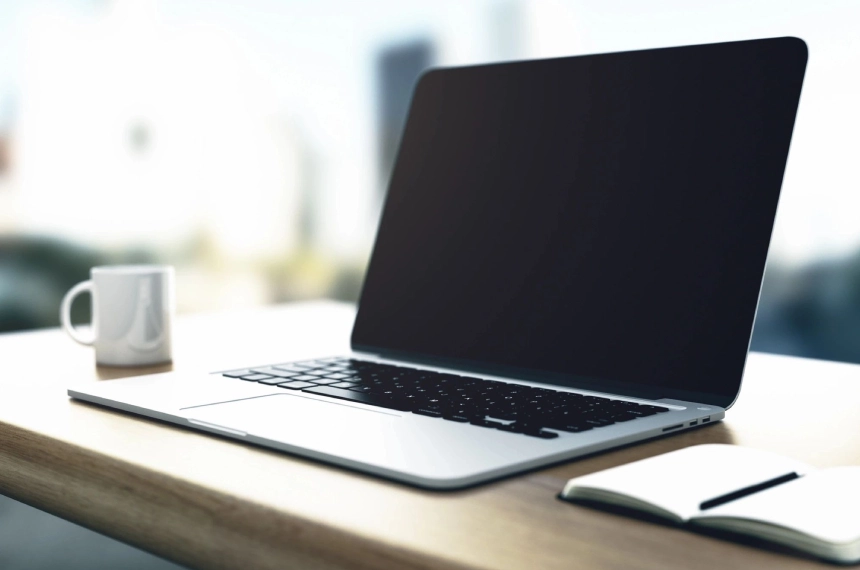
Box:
60, 265, 175, 366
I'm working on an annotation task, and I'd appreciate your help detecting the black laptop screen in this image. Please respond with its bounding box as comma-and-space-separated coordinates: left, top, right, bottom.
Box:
352, 38, 807, 408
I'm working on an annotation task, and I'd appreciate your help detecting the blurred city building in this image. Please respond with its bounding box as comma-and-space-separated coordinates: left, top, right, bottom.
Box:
377, 39, 434, 196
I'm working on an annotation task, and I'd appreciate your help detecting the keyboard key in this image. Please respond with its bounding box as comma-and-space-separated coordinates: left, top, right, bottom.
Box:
309, 378, 340, 386
239, 374, 274, 381
626, 409, 658, 417
547, 421, 593, 432
349, 386, 372, 392
332, 382, 359, 389
251, 368, 300, 378
294, 370, 327, 377
291, 375, 319, 382
222, 370, 254, 378
302, 386, 411, 411
414, 408, 443, 418
611, 413, 638, 422
497, 423, 524, 433
527, 430, 559, 439
443, 414, 471, 422
511, 421, 544, 433
278, 381, 317, 390
325, 373, 351, 379
339, 375, 364, 383
584, 418, 615, 427
256, 376, 292, 385
470, 419, 504, 428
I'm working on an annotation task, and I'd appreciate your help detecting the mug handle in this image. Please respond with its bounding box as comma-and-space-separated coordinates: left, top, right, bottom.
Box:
60, 280, 95, 346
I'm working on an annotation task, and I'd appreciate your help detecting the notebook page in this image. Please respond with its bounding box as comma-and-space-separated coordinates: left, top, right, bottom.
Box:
693, 467, 860, 546
562, 444, 810, 521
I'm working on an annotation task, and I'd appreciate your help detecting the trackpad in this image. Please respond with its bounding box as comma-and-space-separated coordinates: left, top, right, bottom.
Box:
182, 393, 404, 458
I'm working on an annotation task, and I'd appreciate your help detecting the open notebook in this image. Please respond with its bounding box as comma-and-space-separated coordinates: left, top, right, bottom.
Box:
561, 445, 860, 564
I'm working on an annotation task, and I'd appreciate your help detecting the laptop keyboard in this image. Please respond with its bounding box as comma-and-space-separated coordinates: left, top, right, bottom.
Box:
221, 357, 670, 439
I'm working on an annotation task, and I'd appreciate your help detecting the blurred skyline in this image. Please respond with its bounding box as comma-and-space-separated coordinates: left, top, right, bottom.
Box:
1, 1, 859, 261
1, 0, 860, 364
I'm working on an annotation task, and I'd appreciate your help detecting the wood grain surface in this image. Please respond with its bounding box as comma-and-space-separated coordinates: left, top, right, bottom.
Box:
2, 300, 859, 570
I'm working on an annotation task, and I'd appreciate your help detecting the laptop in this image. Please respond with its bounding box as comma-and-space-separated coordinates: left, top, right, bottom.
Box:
69, 37, 808, 490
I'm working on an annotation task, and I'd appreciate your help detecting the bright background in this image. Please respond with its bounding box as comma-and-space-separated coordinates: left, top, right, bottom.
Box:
0, 3, 858, 568
1, 0, 860, 363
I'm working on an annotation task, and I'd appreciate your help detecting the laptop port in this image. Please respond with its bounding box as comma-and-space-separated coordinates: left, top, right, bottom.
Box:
662, 424, 683, 432
689, 420, 698, 426
702, 417, 711, 423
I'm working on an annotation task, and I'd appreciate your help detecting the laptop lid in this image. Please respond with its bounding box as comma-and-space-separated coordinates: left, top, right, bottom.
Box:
352, 37, 807, 409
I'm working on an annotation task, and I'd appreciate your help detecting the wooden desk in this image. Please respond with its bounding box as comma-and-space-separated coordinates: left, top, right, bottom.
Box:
1, 301, 859, 570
